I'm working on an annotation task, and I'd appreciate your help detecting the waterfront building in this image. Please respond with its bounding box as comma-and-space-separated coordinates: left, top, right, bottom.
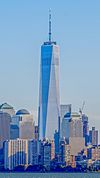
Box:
59, 140, 70, 166
50, 140, 55, 160
38, 141, 44, 166
87, 144, 100, 161
70, 155, 76, 168
43, 140, 55, 170
28, 140, 38, 165
38, 139, 55, 169
91, 145, 100, 161
89, 127, 98, 146
87, 145, 92, 159
43, 142, 51, 169
4, 139, 29, 170
54, 130, 59, 157
38, 11, 60, 140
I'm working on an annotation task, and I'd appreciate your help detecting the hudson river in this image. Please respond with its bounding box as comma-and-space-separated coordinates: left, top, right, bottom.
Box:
0, 173, 99, 178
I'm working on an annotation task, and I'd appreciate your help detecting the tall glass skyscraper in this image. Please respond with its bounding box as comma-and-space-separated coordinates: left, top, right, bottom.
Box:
38, 11, 60, 140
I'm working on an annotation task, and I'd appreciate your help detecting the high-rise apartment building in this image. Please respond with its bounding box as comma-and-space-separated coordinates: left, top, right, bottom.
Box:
89, 127, 98, 146
38, 139, 55, 169
43, 142, 51, 169
59, 140, 70, 166
4, 139, 29, 170
28, 140, 38, 165
43, 140, 55, 170
38, 11, 60, 140
91, 145, 100, 161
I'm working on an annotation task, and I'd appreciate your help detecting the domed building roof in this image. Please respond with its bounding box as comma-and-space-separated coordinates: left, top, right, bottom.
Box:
16, 109, 30, 115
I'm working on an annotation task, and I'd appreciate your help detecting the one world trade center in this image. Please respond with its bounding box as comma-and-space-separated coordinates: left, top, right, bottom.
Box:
38, 11, 60, 140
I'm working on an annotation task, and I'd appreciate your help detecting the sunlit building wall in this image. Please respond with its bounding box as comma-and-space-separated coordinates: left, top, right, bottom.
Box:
4, 139, 29, 170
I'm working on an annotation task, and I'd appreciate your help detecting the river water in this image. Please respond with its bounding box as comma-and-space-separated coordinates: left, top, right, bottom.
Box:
0, 173, 99, 178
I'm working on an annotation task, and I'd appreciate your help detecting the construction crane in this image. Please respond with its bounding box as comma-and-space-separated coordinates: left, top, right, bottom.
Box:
79, 101, 85, 115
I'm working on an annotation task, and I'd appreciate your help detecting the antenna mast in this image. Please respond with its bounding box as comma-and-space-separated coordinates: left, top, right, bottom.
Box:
49, 9, 51, 42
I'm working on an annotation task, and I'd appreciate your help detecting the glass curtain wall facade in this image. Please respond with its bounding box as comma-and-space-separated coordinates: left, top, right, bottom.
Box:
38, 42, 60, 140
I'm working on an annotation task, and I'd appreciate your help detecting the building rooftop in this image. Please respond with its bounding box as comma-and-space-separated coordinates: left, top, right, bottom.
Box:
16, 109, 30, 115
0, 103, 14, 109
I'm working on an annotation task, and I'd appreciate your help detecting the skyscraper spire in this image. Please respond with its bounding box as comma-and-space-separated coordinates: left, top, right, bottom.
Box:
49, 9, 51, 42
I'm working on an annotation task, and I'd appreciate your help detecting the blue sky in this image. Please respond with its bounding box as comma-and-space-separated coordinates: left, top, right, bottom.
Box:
0, 0, 100, 139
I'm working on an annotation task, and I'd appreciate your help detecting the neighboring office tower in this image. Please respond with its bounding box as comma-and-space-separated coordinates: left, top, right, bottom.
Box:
43, 140, 55, 170
89, 127, 98, 146
0, 112, 11, 166
91, 145, 100, 160
10, 109, 34, 140
10, 109, 30, 139
82, 114, 89, 146
69, 112, 85, 156
0, 112, 11, 149
59, 140, 70, 166
38, 139, 55, 169
70, 112, 83, 137
28, 140, 38, 165
54, 130, 59, 157
60, 104, 71, 120
60, 104, 71, 139
38, 11, 60, 140
61, 112, 71, 143
19, 116, 34, 139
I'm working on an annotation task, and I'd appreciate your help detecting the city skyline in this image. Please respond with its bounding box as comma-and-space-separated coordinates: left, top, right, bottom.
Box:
0, 0, 100, 139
